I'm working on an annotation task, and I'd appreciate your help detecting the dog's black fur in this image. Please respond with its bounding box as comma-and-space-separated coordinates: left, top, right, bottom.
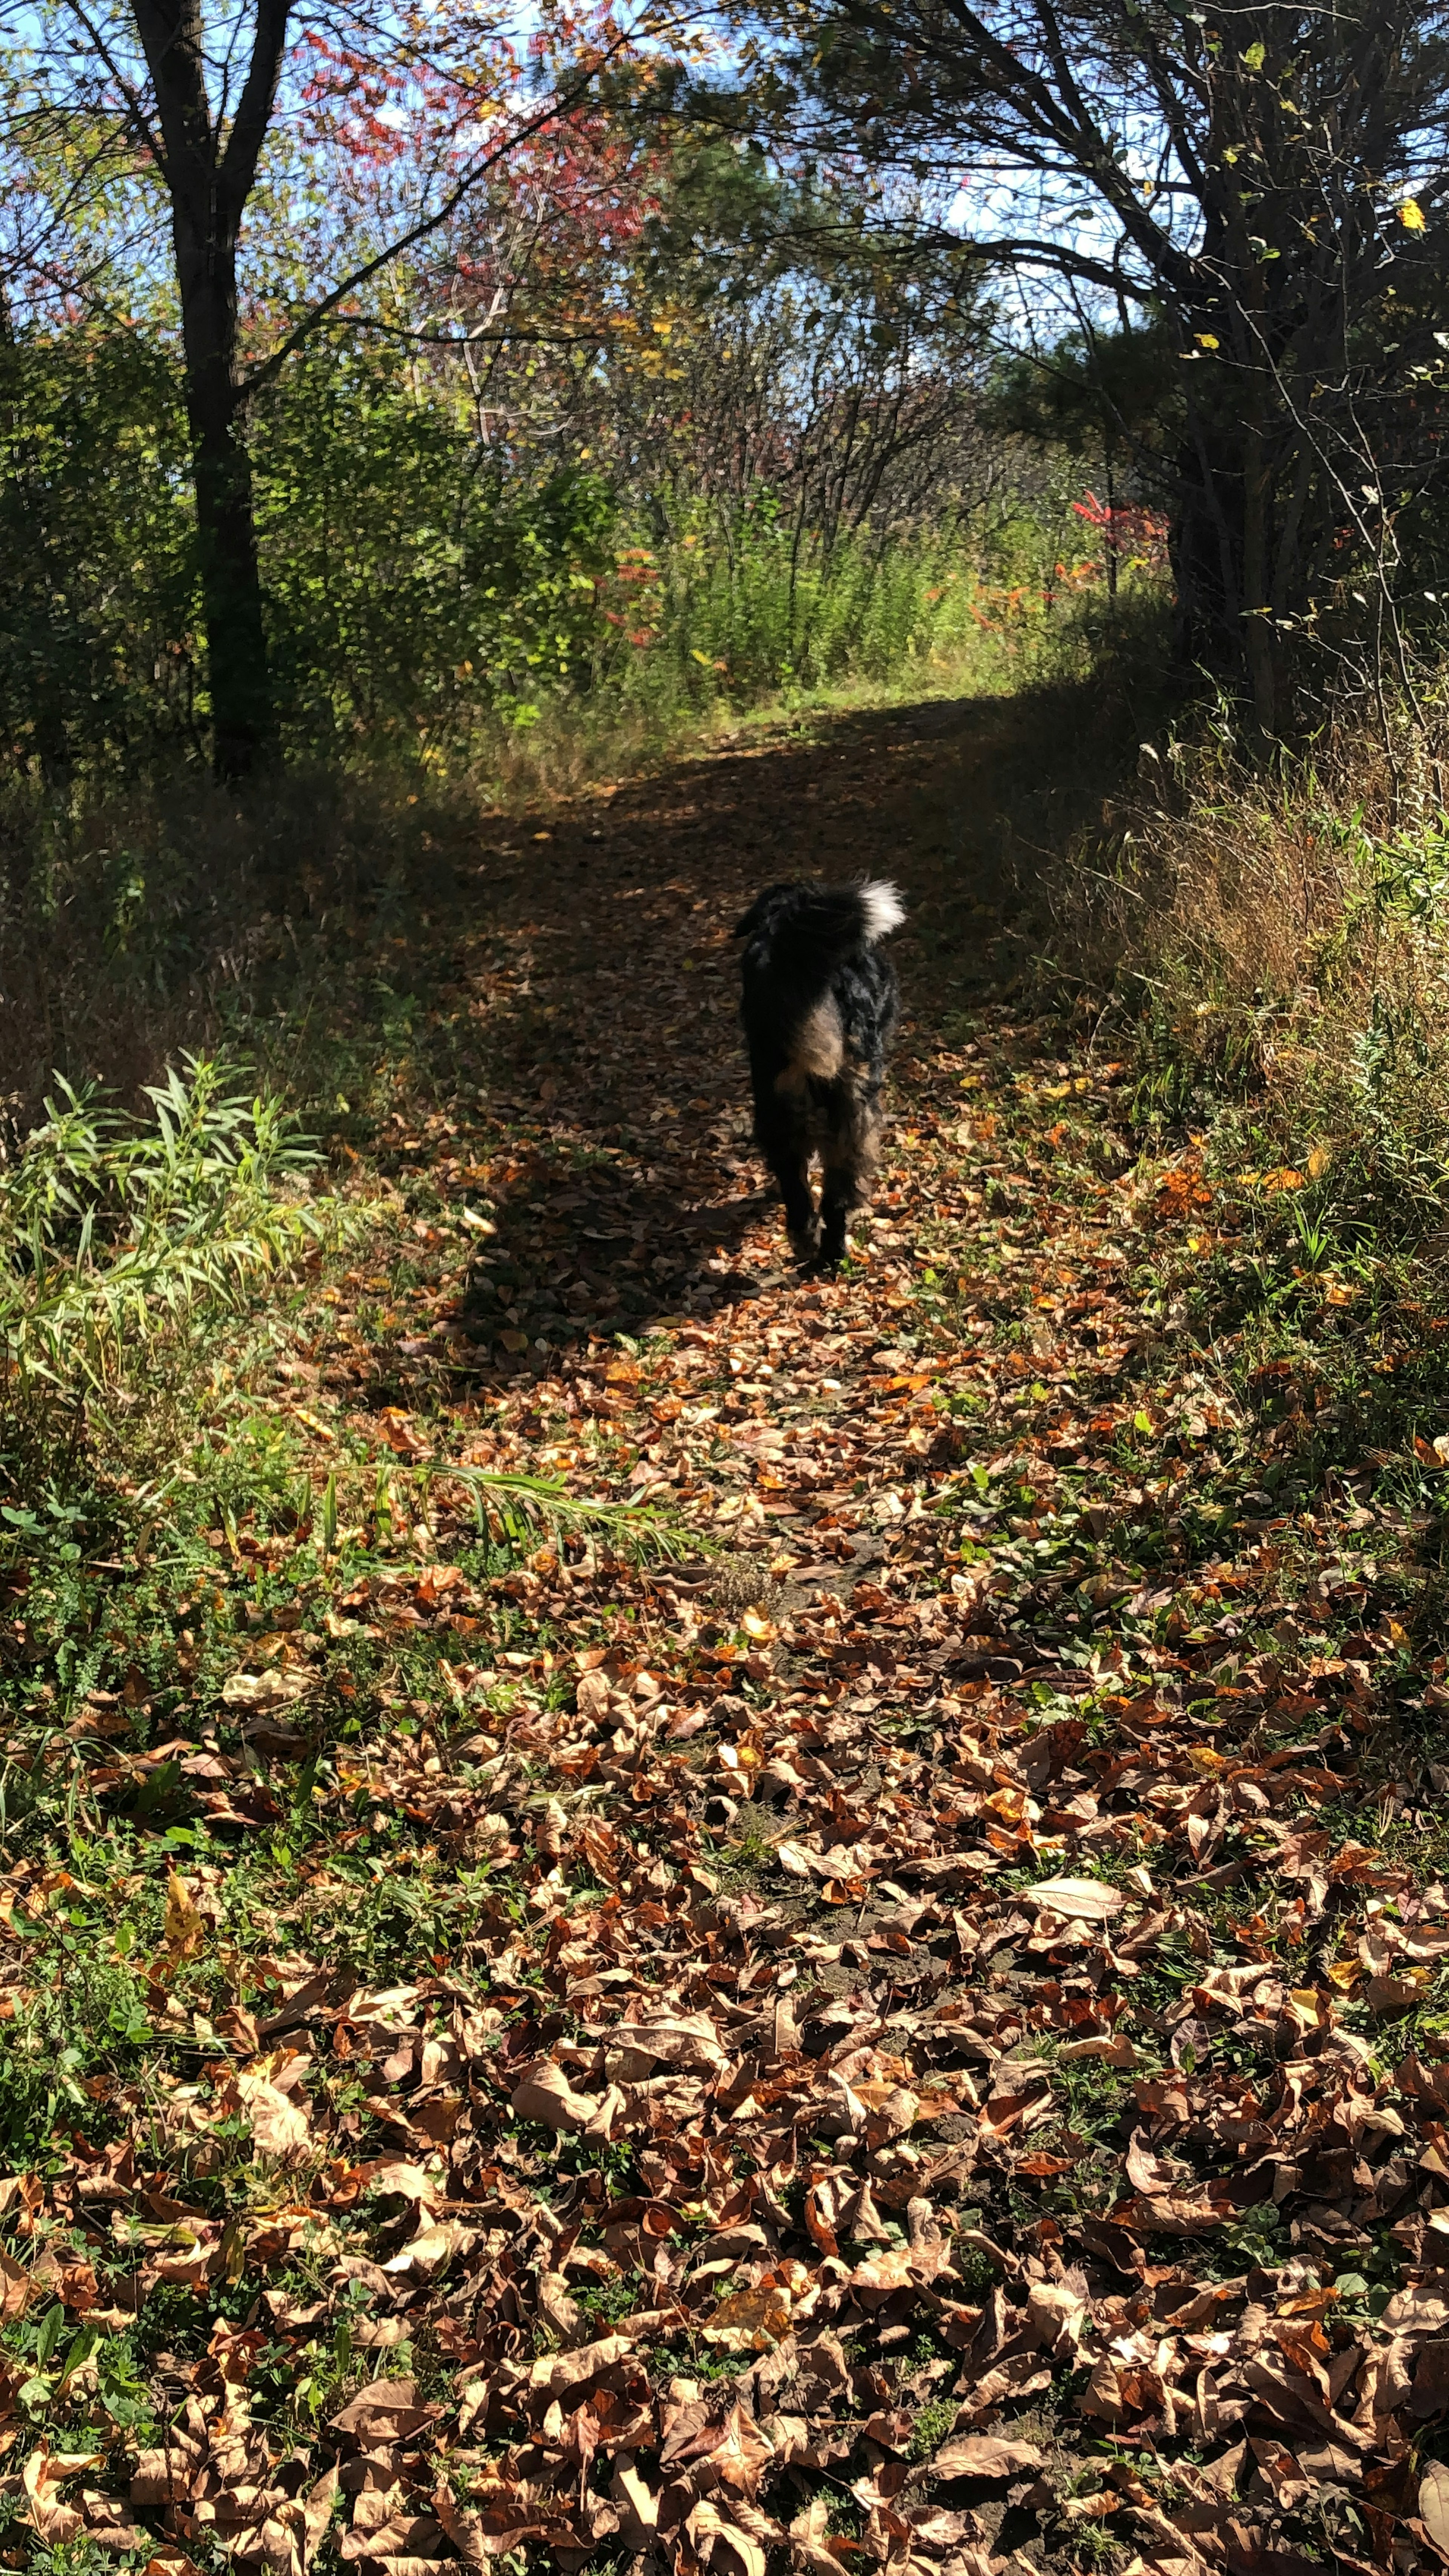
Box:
733, 879, 904, 1267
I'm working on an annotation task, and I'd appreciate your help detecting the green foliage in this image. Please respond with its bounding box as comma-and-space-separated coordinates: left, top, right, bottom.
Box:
0, 1944, 150, 2152
0, 325, 198, 777
574, 2271, 644, 2328
0, 1055, 343, 1512
2, 1057, 328, 1388
612, 507, 986, 710
0, 317, 1082, 781
986, 323, 1178, 467
254, 348, 620, 743
446, 1465, 686, 1567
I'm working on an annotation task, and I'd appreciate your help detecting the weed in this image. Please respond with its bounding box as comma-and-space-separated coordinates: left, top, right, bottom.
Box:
908, 2397, 959, 2461
952, 2241, 1000, 2297
1217, 2201, 1287, 2274
575, 2272, 644, 2328
0, 1947, 151, 2151
1070, 2525, 1125, 2572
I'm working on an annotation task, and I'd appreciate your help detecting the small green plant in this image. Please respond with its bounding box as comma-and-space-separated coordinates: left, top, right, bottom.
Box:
2, 1057, 330, 1378
1071, 2525, 1123, 2572
1220, 2199, 1285, 2271
574, 2271, 643, 2328
952, 2240, 1000, 2296
444, 1464, 686, 1567
0, 1949, 151, 2152
908, 2397, 959, 2462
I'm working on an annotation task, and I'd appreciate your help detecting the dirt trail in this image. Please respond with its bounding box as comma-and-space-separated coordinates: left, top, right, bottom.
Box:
36, 689, 1444, 2576
280, 686, 1441, 2576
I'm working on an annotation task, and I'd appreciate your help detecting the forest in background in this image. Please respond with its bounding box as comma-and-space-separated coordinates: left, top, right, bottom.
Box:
0, 0, 1186, 796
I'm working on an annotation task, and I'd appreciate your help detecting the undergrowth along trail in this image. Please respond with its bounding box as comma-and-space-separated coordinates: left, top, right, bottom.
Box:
5, 686, 1449, 2576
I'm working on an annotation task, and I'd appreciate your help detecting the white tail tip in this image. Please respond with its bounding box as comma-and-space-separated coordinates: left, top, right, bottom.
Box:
858, 879, 905, 943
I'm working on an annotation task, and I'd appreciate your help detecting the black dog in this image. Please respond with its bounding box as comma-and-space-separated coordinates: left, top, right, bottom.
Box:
733, 878, 904, 1267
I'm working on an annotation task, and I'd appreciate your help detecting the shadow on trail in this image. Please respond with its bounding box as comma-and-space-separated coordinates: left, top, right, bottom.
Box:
349, 672, 1148, 1390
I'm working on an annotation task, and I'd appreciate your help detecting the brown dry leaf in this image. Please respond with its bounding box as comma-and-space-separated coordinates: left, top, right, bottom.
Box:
12, 706, 1448, 2576
79, 2490, 151, 2551
686, 2496, 771, 2576
329, 2380, 442, 2447
605, 2010, 727, 2075
931, 2436, 1046, 2480
789, 2496, 846, 2576
0, 2245, 31, 2321
161, 1870, 206, 1969
1058, 2033, 1137, 2067
527, 2333, 635, 2396
380, 2219, 477, 2281
237, 2070, 311, 2163
1026, 2281, 1087, 2352
1026, 1875, 1124, 1922
509, 2056, 602, 2132
700, 2286, 793, 2349
23, 2445, 102, 2542
773, 1841, 820, 1879
220, 1667, 313, 1708
1422, 2459, 1449, 2554
609, 2460, 659, 2550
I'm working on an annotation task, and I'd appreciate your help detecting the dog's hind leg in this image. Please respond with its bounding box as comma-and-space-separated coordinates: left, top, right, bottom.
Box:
818, 1082, 883, 1268
755, 1093, 818, 1263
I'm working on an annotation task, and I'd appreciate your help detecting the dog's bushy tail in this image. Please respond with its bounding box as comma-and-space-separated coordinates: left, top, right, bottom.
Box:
734, 879, 904, 965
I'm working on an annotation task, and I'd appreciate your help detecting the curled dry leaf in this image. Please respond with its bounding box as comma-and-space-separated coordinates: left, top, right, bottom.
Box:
1423, 2459, 1449, 2554
220, 1667, 314, 1709
237, 2071, 312, 2164
23, 2446, 103, 2542
508, 2056, 602, 2132
700, 2285, 793, 2350
161, 1870, 206, 1969
0, 2245, 31, 2321
380, 2219, 478, 2281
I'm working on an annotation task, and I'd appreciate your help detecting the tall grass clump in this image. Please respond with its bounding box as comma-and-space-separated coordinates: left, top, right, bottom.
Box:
1046, 686, 1449, 1256
0, 1057, 343, 1536
629, 518, 990, 706
588, 500, 1151, 728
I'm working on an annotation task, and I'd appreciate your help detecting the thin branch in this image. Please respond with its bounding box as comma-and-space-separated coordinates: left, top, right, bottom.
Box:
238, 33, 651, 408
312, 312, 614, 348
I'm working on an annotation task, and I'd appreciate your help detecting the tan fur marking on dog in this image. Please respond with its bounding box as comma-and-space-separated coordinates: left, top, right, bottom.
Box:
778, 997, 846, 1090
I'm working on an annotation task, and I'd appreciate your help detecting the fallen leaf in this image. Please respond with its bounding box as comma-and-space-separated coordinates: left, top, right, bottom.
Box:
932, 2436, 1046, 2479
1026, 1875, 1125, 1921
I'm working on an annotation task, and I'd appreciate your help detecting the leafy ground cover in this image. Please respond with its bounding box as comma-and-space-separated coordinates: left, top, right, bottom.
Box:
5, 685, 1449, 2576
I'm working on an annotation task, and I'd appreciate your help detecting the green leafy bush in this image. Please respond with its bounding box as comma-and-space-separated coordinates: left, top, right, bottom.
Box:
0, 1056, 344, 1518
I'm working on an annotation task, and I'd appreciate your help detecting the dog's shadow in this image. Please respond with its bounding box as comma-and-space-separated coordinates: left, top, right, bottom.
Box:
451, 1149, 784, 1381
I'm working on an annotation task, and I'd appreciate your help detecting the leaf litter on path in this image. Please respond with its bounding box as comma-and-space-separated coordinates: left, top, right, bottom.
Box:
3, 696, 1449, 2576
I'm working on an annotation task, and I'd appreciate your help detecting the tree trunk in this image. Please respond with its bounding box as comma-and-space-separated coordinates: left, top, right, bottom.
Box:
170, 192, 272, 780
185, 323, 271, 780
130, 0, 291, 780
